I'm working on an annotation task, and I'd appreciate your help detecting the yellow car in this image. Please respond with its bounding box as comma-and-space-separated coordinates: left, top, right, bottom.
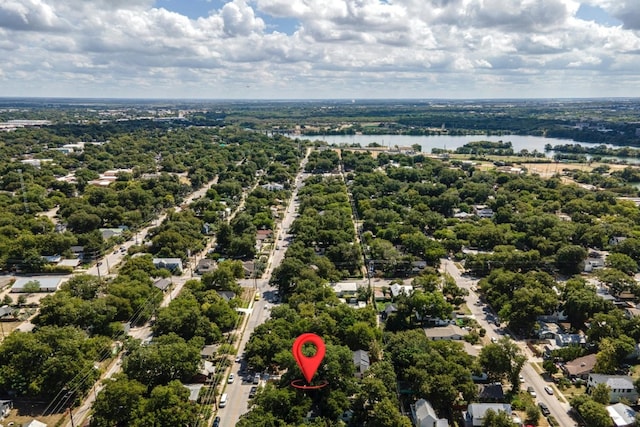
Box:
255, 292, 260, 301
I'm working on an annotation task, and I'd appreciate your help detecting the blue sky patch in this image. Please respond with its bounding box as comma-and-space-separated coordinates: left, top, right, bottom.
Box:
155, 0, 222, 19
576, 3, 622, 26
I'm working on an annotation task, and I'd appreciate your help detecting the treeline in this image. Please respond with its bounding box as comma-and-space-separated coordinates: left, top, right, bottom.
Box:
549, 143, 640, 158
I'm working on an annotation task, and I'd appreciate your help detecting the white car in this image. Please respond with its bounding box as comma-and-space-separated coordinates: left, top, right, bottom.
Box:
227, 373, 235, 384
544, 386, 554, 395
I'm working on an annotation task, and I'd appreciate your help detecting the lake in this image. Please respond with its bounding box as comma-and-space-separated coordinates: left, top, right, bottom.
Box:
294, 134, 611, 158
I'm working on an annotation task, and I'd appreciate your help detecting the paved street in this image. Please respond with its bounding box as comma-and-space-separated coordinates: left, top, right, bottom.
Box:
219, 160, 309, 427
441, 258, 576, 427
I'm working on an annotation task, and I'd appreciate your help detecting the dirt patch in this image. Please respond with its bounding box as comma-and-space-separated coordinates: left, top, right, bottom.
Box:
2, 399, 67, 427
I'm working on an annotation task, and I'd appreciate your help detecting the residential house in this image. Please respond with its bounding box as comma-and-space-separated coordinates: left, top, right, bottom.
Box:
537, 328, 557, 340
99, 228, 124, 240
70, 245, 85, 259
374, 288, 386, 302
57, 259, 80, 269
424, 325, 467, 341
607, 403, 636, 427
21, 158, 52, 168
609, 236, 628, 246
332, 282, 359, 298
537, 310, 568, 323
242, 261, 255, 278
217, 291, 236, 302
183, 383, 204, 402
262, 183, 285, 191
353, 350, 370, 379
196, 258, 216, 274
411, 399, 449, 427
390, 283, 413, 298
256, 229, 274, 251
473, 205, 495, 219
152, 258, 183, 274
0, 400, 12, 419
42, 255, 62, 264
153, 278, 172, 292
465, 403, 512, 427
381, 303, 397, 320
624, 306, 640, 320
477, 384, 505, 402
412, 260, 428, 274
555, 333, 586, 348
11, 277, 62, 293
587, 374, 639, 403
200, 345, 218, 360
561, 354, 597, 379
584, 252, 606, 273
0, 305, 13, 319
190, 360, 216, 383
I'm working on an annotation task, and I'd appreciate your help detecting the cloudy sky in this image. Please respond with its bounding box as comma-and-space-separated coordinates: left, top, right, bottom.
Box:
1, 0, 639, 99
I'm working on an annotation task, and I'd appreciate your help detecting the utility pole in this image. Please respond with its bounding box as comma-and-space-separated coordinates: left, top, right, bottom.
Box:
68, 407, 76, 427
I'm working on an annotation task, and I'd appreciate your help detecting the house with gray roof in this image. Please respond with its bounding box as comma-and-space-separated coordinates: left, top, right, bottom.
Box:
353, 350, 370, 379
153, 278, 172, 292
411, 399, 449, 427
152, 258, 183, 274
0, 305, 13, 318
555, 333, 586, 347
217, 291, 236, 302
196, 258, 216, 274
588, 374, 639, 403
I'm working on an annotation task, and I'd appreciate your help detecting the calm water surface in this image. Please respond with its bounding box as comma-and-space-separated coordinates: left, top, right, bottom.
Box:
295, 134, 611, 156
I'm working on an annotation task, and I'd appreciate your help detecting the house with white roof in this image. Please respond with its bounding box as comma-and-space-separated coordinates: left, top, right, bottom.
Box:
332, 282, 359, 297
465, 403, 512, 427
11, 277, 62, 293
607, 403, 636, 427
390, 283, 413, 298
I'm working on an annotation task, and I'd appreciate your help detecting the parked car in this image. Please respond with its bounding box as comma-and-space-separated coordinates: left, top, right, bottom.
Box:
538, 402, 550, 416
227, 373, 235, 384
253, 373, 260, 384
544, 386, 554, 395
213, 416, 221, 427
249, 386, 258, 398
527, 386, 536, 397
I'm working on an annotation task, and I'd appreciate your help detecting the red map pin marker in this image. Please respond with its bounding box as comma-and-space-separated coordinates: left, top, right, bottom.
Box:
292, 333, 326, 384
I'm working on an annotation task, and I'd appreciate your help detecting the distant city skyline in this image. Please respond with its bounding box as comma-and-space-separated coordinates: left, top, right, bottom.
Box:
0, 0, 639, 99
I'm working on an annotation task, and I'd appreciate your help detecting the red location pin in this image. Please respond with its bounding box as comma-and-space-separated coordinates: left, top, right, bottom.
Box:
292, 333, 326, 384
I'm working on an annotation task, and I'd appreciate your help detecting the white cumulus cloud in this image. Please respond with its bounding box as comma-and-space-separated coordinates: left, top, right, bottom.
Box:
0, 0, 638, 98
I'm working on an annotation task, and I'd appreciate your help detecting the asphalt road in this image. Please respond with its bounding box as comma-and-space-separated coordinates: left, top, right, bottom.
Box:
441, 259, 576, 427
64, 175, 225, 427
219, 163, 310, 427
